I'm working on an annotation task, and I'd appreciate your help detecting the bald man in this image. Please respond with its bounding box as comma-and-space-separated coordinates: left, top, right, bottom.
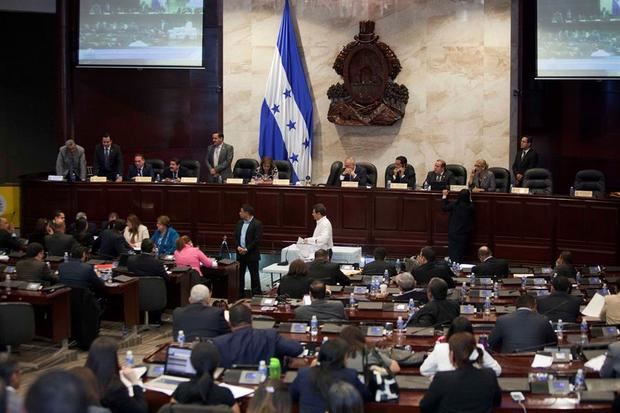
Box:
338, 157, 368, 187
471, 246, 509, 278
0, 217, 23, 252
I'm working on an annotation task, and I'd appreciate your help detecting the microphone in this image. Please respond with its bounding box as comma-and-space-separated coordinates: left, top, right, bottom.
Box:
219, 235, 231, 259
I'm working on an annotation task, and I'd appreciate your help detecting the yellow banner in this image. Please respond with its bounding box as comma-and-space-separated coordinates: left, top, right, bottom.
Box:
0, 185, 20, 229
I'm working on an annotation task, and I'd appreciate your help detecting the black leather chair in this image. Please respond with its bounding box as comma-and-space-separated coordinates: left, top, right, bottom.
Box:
180, 160, 201, 178
138, 277, 167, 328
273, 160, 293, 181
446, 164, 467, 185
489, 167, 510, 193
325, 161, 343, 186
232, 159, 259, 183
0, 302, 35, 353
357, 162, 378, 188
523, 168, 553, 194
146, 159, 165, 178
384, 164, 416, 188
574, 169, 605, 198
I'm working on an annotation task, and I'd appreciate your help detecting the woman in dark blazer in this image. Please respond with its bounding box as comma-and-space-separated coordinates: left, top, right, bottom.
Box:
441, 189, 474, 263
420, 332, 502, 413
277, 259, 311, 299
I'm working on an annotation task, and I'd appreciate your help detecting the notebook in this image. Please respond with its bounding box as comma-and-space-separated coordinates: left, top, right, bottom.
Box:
144, 346, 195, 394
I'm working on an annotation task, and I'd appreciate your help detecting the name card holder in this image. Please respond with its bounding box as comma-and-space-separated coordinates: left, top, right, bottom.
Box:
511, 187, 529, 195
135, 176, 152, 183
272, 179, 290, 186
47, 175, 64, 182
341, 181, 359, 188
90, 176, 107, 183
390, 183, 408, 190
574, 190, 593, 198
226, 178, 244, 184
180, 177, 198, 183
450, 185, 468, 192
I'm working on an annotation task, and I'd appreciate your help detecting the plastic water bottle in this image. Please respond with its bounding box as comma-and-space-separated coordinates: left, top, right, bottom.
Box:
383, 269, 390, 285
387, 180, 391, 189
396, 316, 404, 333
574, 369, 585, 392
359, 256, 365, 269
484, 296, 491, 316
63, 252, 69, 262
258, 360, 267, 383
461, 281, 469, 297
177, 330, 185, 347
557, 319, 564, 341
423, 181, 429, 191
570, 186, 575, 197
370, 278, 378, 295
349, 292, 356, 308
601, 283, 610, 296
408, 298, 415, 314
395, 258, 401, 272
155, 173, 161, 182
576, 271, 581, 286
310, 315, 318, 339
580, 319, 588, 343
125, 350, 134, 367
493, 282, 500, 297
521, 277, 527, 289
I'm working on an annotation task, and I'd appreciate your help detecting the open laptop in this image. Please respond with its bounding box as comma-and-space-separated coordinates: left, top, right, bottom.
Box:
145, 346, 196, 392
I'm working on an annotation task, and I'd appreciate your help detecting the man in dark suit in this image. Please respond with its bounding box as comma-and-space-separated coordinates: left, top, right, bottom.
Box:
554, 250, 577, 278
44, 221, 77, 256
472, 246, 510, 278
536, 276, 581, 323
422, 159, 455, 187
68, 212, 97, 238
93, 133, 123, 181
172, 284, 230, 342
93, 219, 130, 259
407, 278, 459, 327
212, 303, 303, 368
125, 153, 154, 181
127, 239, 167, 278
511, 135, 539, 187
162, 158, 189, 182
362, 247, 397, 277
338, 157, 368, 187
393, 272, 428, 304
0, 217, 23, 252
386, 156, 416, 188
294, 281, 347, 321
307, 249, 351, 286
412, 246, 455, 288
234, 204, 263, 296
16, 243, 57, 285
205, 132, 234, 183
58, 245, 105, 294
489, 294, 557, 353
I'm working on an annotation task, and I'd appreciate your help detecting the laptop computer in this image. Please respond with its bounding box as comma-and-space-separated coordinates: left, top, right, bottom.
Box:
144, 346, 196, 392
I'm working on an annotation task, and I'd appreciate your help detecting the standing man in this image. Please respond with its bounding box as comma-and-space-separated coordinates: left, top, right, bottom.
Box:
386, 156, 416, 188
338, 157, 368, 187
234, 204, 263, 296
56, 139, 87, 181
303, 203, 333, 257
93, 133, 123, 182
512, 136, 539, 187
205, 132, 234, 183
422, 159, 455, 188
126, 153, 154, 181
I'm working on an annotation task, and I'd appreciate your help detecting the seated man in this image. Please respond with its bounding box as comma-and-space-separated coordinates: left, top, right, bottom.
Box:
93, 219, 130, 260
407, 278, 459, 327
162, 158, 189, 182
44, 221, 77, 257
307, 249, 351, 286
386, 156, 416, 188
127, 239, 167, 278
212, 303, 303, 368
0, 217, 24, 252
422, 159, 455, 188
126, 153, 154, 181
392, 272, 427, 304
600, 341, 620, 378
600, 279, 620, 325
554, 250, 577, 278
412, 246, 455, 288
536, 276, 581, 323
15, 243, 57, 285
488, 294, 556, 353
361, 247, 397, 277
294, 280, 347, 321
338, 157, 368, 187
58, 245, 105, 294
172, 285, 230, 342
471, 246, 509, 278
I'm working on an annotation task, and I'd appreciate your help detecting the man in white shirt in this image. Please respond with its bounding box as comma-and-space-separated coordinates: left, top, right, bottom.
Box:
303, 203, 333, 257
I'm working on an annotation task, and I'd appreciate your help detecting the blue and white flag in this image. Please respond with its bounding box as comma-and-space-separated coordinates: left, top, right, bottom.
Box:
258, 0, 313, 183
614, 0, 620, 16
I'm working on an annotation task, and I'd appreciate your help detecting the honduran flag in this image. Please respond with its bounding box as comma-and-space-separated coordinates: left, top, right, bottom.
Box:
258, 0, 313, 184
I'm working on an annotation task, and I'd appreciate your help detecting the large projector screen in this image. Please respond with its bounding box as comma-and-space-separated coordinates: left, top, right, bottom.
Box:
78, 0, 204, 68
537, 0, 620, 78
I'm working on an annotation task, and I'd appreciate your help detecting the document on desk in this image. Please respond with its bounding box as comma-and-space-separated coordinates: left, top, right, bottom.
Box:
120, 366, 147, 396
582, 293, 605, 318
531, 354, 553, 368
218, 383, 255, 399
585, 354, 607, 372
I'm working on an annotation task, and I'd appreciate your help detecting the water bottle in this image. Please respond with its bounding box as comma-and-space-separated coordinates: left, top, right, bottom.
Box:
387, 180, 391, 189
570, 186, 575, 197
396, 316, 404, 333
484, 296, 491, 316
177, 330, 185, 347
557, 319, 564, 341
408, 298, 415, 314
383, 269, 390, 285
63, 252, 69, 262
423, 181, 429, 191
576, 271, 581, 286
125, 350, 134, 367
469, 273, 475, 286
258, 360, 267, 383
370, 278, 377, 295
359, 256, 365, 269
156, 173, 161, 182
574, 369, 585, 392
349, 292, 356, 308
395, 258, 401, 272
310, 315, 318, 339
580, 319, 588, 343
521, 277, 527, 289
601, 283, 610, 296
461, 281, 469, 297
493, 281, 500, 297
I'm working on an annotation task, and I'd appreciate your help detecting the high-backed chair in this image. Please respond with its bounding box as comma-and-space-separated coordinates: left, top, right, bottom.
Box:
356, 162, 378, 187
325, 161, 343, 186
384, 164, 416, 188
0, 302, 35, 353
446, 164, 467, 185
180, 160, 201, 178
273, 160, 293, 181
232, 159, 259, 183
138, 277, 167, 328
489, 167, 510, 193
523, 168, 553, 194
574, 169, 605, 198
146, 159, 165, 177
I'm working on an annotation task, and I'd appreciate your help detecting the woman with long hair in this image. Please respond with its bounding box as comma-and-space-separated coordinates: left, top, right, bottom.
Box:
123, 214, 149, 250
246, 379, 291, 413
84, 337, 147, 413
420, 316, 500, 377
171, 342, 240, 413
420, 332, 501, 413
73, 218, 94, 248
277, 259, 311, 299
339, 325, 400, 373
441, 188, 474, 263
289, 338, 369, 413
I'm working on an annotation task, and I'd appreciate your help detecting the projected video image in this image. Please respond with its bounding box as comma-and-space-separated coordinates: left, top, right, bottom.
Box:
537, 0, 620, 77
78, 0, 204, 67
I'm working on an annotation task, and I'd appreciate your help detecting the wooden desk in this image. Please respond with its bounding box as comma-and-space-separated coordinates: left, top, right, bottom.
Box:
0, 286, 71, 343
202, 262, 240, 301
101, 278, 139, 327
113, 267, 192, 310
